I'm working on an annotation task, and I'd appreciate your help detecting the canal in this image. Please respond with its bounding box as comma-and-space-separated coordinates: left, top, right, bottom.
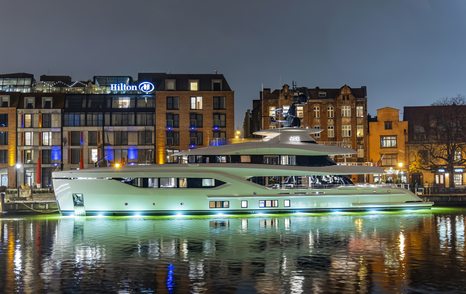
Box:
0, 208, 465, 293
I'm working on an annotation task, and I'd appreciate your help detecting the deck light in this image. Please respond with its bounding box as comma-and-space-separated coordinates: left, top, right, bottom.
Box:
114, 162, 121, 169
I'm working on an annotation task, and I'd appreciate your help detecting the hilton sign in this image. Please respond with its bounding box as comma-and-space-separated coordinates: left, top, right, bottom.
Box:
110, 81, 155, 94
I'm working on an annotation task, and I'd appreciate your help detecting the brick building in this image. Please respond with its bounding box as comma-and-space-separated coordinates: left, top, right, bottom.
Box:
247, 84, 368, 163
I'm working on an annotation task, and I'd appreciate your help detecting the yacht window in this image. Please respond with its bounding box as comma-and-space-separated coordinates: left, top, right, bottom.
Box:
259, 200, 278, 208
241, 200, 248, 208
216, 156, 227, 163
240, 156, 251, 163
202, 178, 215, 187
280, 155, 296, 165
284, 200, 291, 207
209, 201, 229, 208
148, 178, 158, 188
160, 177, 177, 188
179, 178, 187, 188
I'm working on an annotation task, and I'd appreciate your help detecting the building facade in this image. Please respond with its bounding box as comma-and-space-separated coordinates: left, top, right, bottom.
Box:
247, 84, 368, 163
0, 72, 234, 188
368, 107, 408, 183
404, 105, 466, 189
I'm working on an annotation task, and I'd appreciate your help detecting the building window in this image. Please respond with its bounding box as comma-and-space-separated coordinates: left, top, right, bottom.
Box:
356, 125, 364, 137
24, 114, 32, 128
190, 96, 203, 110
327, 125, 335, 138
25, 132, 33, 146
209, 201, 229, 208
136, 97, 155, 108
313, 125, 321, 138
42, 113, 51, 128
112, 112, 135, 126
455, 150, 462, 161
25, 97, 35, 109
160, 177, 177, 188
52, 113, 61, 128
202, 178, 215, 187
284, 200, 290, 207
213, 113, 226, 128
0, 132, 7, 145
88, 131, 98, 146
381, 154, 397, 166
64, 113, 85, 127
212, 80, 222, 91
165, 79, 176, 90
454, 173, 463, 186
42, 97, 53, 109
190, 131, 203, 146
189, 80, 199, 91
138, 131, 152, 145
357, 145, 364, 158
356, 106, 364, 118
86, 112, 103, 126
42, 132, 52, 146
313, 105, 320, 118
342, 125, 351, 137
190, 113, 203, 128
42, 150, 51, 164
296, 106, 304, 118
327, 105, 334, 118
90, 148, 98, 163
166, 113, 179, 128
114, 131, 128, 145
166, 131, 180, 146
0, 96, 9, 107
259, 200, 279, 208
384, 121, 392, 130
241, 200, 248, 208
71, 149, 80, 164
24, 150, 33, 163
380, 136, 397, 148
113, 97, 133, 108
269, 106, 276, 117
0, 150, 7, 163
213, 96, 226, 110
70, 131, 81, 146
136, 113, 154, 126
318, 91, 327, 98
166, 96, 179, 110
0, 113, 7, 127
341, 106, 351, 117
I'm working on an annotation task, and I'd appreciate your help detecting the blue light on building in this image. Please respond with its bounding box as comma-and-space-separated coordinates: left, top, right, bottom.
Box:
51, 146, 62, 161
128, 147, 138, 160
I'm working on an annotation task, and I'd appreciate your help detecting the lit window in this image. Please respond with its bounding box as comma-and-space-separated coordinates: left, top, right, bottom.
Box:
327, 105, 334, 118
356, 125, 364, 137
241, 200, 248, 208
357, 146, 364, 158
25, 131, 33, 145
455, 150, 462, 161
209, 201, 229, 208
190, 96, 203, 110
284, 200, 290, 207
313, 105, 320, 118
356, 106, 364, 118
327, 125, 335, 138
259, 200, 278, 208
160, 177, 177, 188
454, 173, 463, 186
118, 97, 131, 108
91, 148, 98, 163
189, 80, 199, 91
342, 125, 351, 137
179, 178, 187, 188
269, 106, 276, 117
24, 114, 32, 128
296, 106, 304, 118
380, 136, 397, 148
42, 132, 52, 146
341, 106, 351, 117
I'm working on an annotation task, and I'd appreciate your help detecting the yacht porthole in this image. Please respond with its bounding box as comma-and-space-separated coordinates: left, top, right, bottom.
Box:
180, 202, 184, 206
125, 202, 128, 206
152, 202, 155, 206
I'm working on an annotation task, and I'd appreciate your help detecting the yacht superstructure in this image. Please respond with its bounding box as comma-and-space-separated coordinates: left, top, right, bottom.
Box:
52, 128, 432, 216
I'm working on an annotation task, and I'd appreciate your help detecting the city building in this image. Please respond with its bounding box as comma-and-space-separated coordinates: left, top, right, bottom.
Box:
0, 72, 234, 188
246, 84, 369, 164
368, 107, 408, 184
404, 105, 466, 189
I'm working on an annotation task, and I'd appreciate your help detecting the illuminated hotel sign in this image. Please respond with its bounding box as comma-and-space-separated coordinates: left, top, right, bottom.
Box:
110, 81, 155, 94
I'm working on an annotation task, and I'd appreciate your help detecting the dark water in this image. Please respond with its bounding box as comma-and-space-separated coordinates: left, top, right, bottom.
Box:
0, 209, 465, 293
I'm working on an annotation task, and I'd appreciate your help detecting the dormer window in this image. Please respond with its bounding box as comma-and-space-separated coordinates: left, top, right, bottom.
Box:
212, 80, 222, 91
0, 96, 9, 107
318, 91, 327, 98
189, 80, 199, 91
25, 97, 35, 109
42, 97, 53, 109
165, 79, 176, 90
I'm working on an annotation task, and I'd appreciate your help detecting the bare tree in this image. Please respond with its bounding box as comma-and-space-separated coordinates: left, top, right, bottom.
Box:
416, 96, 466, 188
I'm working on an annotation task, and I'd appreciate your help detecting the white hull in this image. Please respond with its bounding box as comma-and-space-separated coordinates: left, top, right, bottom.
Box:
52, 165, 432, 216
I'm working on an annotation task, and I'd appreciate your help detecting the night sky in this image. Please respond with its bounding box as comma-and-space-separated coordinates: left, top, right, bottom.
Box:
1, 0, 466, 127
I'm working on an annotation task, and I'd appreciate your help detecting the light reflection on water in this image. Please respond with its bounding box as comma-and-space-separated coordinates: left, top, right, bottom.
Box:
0, 209, 465, 293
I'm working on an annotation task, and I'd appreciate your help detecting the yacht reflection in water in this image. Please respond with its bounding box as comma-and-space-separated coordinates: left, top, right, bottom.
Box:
0, 212, 465, 293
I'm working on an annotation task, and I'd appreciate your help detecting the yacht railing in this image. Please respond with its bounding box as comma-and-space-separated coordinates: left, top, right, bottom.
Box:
266, 183, 410, 190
